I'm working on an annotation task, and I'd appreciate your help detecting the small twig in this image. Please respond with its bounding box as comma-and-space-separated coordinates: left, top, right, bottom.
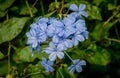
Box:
25, 0, 33, 17
99, 7, 120, 36
40, 0, 45, 15
58, 69, 64, 78
8, 42, 11, 74
59, 0, 64, 17
105, 38, 120, 43
24, 72, 41, 78
31, 0, 38, 9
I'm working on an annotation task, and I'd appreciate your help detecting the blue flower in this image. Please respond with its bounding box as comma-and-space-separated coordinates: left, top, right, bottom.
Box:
68, 59, 86, 74
26, 29, 40, 56
47, 18, 61, 37
36, 17, 48, 24
38, 23, 48, 42
52, 35, 73, 50
30, 20, 48, 43
74, 19, 87, 32
56, 19, 76, 37
41, 58, 54, 72
69, 4, 88, 17
71, 31, 85, 46
43, 42, 64, 61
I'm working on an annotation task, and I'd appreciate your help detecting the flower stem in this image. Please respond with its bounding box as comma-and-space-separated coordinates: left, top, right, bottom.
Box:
8, 42, 11, 74
64, 51, 74, 63
40, 0, 45, 15
25, 0, 33, 17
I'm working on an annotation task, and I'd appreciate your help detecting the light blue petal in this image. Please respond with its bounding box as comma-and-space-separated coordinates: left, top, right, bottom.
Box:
41, 58, 46, 66
36, 45, 40, 52
79, 4, 86, 11
72, 38, 79, 46
43, 47, 53, 54
78, 60, 86, 66
76, 34, 85, 42
46, 65, 54, 72
69, 4, 78, 11
48, 60, 54, 66
47, 25, 56, 37
32, 40, 38, 48
49, 53, 57, 61
30, 29, 36, 36
57, 52, 64, 59
52, 36, 60, 43
73, 59, 80, 64
82, 31, 89, 39
64, 39, 73, 48
79, 11, 88, 17
57, 43, 66, 51
75, 65, 82, 73
68, 65, 75, 74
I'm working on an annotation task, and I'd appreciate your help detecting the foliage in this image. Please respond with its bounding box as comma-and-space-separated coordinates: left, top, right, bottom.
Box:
0, 0, 120, 78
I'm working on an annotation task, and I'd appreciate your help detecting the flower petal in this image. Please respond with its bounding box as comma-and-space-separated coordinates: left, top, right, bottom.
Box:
49, 53, 57, 61
57, 52, 64, 59
69, 4, 78, 11
75, 65, 82, 73
79, 4, 86, 11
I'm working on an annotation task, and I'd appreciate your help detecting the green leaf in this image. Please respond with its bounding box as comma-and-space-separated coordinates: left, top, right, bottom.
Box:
19, 5, 37, 15
0, 0, 15, 11
91, 22, 102, 40
48, 2, 60, 11
0, 17, 29, 44
0, 60, 8, 76
13, 46, 36, 63
57, 64, 75, 78
0, 10, 7, 18
108, 4, 116, 10
101, 20, 118, 38
0, 51, 5, 59
43, 10, 56, 18
86, 44, 111, 66
87, 4, 102, 20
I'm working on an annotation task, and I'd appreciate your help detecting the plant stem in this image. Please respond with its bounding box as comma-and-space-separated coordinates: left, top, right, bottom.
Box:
40, 0, 45, 15
25, 0, 33, 17
31, 0, 38, 9
58, 69, 64, 78
59, 0, 64, 17
24, 72, 41, 78
64, 51, 74, 63
99, 8, 119, 36
8, 42, 11, 74
105, 38, 120, 43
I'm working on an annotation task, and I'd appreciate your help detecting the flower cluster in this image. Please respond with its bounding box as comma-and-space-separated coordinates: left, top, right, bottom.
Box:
26, 4, 88, 73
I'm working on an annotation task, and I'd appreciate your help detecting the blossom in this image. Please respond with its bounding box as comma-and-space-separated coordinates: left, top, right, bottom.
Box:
68, 59, 86, 74
41, 58, 54, 72
69, 4, 88, 17
52, 35, 73, 50
74, 19, 86, 33
43, 42, 64, 61
26, 29, 40, 56
71, 31, 85, 46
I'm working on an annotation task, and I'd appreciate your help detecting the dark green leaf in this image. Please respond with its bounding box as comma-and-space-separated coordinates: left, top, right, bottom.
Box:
0, 17, 29, 44
0, 0, 15, 11
13, 46, 36, 63
0, 60, 8, 76
19, 5, 37, 15
86, 44, 111, 66
0, 51, 4, 59
43, 10, 56, 18
48, 2, 60, 11
87, 4, 102, 20
0, 10, 7, 18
